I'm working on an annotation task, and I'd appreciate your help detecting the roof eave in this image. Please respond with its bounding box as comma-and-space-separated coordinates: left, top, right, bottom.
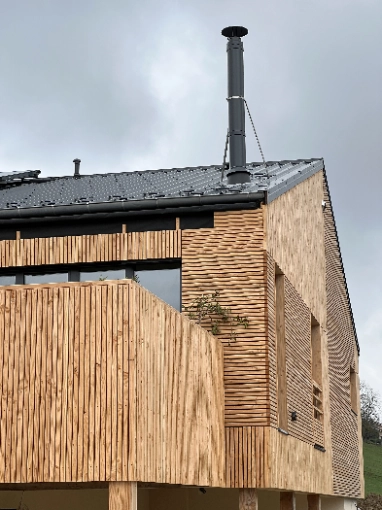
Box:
0, 191, 265, 223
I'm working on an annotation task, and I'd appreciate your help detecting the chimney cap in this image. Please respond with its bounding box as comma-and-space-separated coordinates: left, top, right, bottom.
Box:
221, 26, 248, 38
73, 158, 81, 163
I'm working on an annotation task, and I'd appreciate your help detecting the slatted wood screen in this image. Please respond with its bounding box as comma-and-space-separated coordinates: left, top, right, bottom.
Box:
267, 171, 326, 328
324, 180, 363, 498
0, 280, 225, 486
182, 209, 269, 427
0, 230, 181, 267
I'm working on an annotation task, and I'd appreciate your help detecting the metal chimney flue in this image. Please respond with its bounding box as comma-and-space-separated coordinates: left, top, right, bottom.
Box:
222, 26, 251, 184
73, 158, 81, 177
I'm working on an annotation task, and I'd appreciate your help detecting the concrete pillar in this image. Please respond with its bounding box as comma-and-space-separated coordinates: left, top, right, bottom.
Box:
239, 489, 258, 510
109, 482, 137, 510
280, 492, 296, 510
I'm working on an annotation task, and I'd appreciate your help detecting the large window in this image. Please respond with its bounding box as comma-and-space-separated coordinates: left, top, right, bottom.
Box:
135, 268, 180, 310
25, 272, 68, 284
0, 275, 16, 285
0, 263, 181, 310
80, 269, 128, 282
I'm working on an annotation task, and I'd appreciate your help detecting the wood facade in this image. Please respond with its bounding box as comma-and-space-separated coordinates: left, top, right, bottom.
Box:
0, 168, 363, 500
0, 280, 225, 486
323, 179, 363, 498
0, 230, 181, 267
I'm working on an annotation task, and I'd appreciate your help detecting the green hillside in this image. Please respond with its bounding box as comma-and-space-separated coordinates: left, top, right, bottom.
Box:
364, 442, 382, 495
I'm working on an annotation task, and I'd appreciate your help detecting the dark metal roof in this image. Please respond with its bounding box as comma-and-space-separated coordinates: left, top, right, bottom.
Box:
0, 158, 324, 213
0, 157, 358, 352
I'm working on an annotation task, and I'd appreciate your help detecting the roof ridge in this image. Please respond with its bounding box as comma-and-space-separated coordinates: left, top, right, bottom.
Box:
24, 157, 324, 182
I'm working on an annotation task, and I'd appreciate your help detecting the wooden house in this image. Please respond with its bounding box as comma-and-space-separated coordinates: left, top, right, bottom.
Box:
0, 26, 362, 510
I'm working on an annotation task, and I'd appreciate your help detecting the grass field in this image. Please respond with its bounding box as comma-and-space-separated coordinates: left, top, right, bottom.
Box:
364, 442, 382, 495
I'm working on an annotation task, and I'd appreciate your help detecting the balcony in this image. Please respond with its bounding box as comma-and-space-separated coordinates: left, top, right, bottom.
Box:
0, 280, 225, 487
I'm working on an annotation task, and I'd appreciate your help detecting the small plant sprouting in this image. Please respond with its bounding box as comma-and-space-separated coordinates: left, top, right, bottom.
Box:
132, 274, 140, 284
183, 291, 249, 343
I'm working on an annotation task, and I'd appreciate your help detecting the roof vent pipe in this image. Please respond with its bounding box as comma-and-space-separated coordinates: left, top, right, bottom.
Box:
73, 158, 81, 177
221, 26, 251, 185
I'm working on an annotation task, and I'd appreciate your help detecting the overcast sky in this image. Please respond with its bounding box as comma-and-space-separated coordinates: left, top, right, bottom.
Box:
0, 1, 381, 399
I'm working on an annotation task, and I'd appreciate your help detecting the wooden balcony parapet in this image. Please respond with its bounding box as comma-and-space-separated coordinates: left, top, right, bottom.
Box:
0, 280, 225, 486
0, 230, 181, 268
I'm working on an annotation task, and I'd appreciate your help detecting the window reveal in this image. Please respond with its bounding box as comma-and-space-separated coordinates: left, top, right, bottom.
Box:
311, 315, 323, 421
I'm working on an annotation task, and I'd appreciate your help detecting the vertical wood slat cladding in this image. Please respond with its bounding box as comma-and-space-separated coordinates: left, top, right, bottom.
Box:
182, 209, 269, 427
324, 180, 363, 498
267, 427, 333, 494
224, 426, 333, 494
0, 280, 225, 486
267, 171, 326, 328
0, 230, 181, 268
225, 427, 269, 488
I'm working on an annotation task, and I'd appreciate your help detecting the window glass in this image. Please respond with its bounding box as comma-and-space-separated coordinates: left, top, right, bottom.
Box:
80, 269, 126, 282
0, 275, 16, 285
134, 268, 180, 310
25, 273, 68, 284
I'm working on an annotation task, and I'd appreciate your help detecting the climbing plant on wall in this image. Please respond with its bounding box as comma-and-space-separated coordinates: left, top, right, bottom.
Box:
183, 291, 249, 343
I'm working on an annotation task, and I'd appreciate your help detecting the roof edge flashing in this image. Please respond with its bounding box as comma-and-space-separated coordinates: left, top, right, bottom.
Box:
266, 159, 324, 203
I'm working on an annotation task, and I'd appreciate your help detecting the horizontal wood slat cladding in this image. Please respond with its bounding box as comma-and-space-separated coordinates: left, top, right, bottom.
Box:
0, 280, 225, 486
182, 208, 269, 427
324, 180, 363, 498
0, 230, 181, 267
267, 255, 277, 428
284, 278, 314, 445
267, 171, 326, 328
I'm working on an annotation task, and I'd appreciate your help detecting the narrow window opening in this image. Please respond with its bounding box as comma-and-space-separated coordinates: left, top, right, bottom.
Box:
311, 315, 323, 421
350, 366, 358, 414
275, 263, 288, 431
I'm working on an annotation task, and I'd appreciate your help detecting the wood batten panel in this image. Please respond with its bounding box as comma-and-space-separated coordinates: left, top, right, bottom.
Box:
267, 427, 333, 495
275, 273, 287, 432
267, 254, 277, 428
214, 209, 265, 232
0, 230, 181, 268
109, 481, 137, 510
183, 208, 269, 427
267, 171, 326, 328
324, 179, 363, 498
284, 278, 314, 444
0, 280, 225, 486
225, 427, 269, 488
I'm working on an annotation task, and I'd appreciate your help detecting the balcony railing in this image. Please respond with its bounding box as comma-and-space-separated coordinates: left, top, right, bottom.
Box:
0, 280, 225, 486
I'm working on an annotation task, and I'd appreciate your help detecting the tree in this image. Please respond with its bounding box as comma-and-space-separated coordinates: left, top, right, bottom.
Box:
360, 381, 382, 443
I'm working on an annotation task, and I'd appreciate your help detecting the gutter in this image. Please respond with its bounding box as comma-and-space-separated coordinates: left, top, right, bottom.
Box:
0, 191, 265, 226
